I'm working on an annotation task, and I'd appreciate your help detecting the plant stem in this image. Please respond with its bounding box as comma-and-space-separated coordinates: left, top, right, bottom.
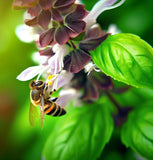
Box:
105, 90, 122, 112
69, 40, 77, 49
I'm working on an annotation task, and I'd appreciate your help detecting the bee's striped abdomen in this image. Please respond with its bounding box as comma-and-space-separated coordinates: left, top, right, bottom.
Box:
52, 104, 66, 116
59, 107, 66, 116
44, 101, 55, 115
44, 100, 66, 116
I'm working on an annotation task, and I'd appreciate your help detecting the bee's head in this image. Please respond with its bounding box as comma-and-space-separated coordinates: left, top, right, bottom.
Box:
29, 80, 45, 90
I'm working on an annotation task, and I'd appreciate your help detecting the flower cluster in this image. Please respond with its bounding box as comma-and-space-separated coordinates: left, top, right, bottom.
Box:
15, 0, 125, 106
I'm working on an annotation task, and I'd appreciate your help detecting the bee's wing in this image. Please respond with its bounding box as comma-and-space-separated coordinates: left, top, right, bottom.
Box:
29, 103, 38, 127
54, 96, 67, 108
49, 97, 65, 108
40, 96, 45, 129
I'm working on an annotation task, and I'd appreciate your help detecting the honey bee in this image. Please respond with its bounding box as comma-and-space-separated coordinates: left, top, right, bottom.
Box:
29, 80, 66, 128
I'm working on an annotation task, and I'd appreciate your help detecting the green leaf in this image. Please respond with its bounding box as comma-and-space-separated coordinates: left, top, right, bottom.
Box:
42, 102, 114, 160
121, 101, 153, 159
91, 33, 153, 88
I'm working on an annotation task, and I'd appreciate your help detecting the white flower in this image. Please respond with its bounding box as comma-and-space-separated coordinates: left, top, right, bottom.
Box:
107, 24, 121, 34
56, 88, 82, 107
75, 0, 82, 4
16, 12, 43, 43
47, 70, 73, 91
84, 0, 125, 29
17, 44, 70, 82
15, 24, 40, 43
49, 44, 69, 74
84, 61, 100, 75
16, 65, 48, 81
32, 52, 49, 64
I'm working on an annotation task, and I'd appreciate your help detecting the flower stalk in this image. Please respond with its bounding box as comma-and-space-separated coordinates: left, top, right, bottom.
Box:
105, 90, 122, 112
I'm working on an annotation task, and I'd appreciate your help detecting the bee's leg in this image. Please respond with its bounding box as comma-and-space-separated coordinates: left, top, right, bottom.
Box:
44, 85, 48, 91
52, 78, 58, 92
50, 89, 56, 95
40, 96, 45, 129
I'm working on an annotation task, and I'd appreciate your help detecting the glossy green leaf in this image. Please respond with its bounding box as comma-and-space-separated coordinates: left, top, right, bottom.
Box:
91, 33, 153, 88
43, 102, 114, 160
121, 101, 153, 159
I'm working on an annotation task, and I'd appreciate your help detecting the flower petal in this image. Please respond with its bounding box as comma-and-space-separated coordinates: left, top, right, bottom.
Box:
16, 65, 45, 81
24, 16, 38, 27
79, 33, 110, 51
39, 48, 54, 56
56, 88, 81, 107
67, 20, 86, 34
32, 52, 49, 64
38, 10, 51, 29
84, 24, 103, 39
70, 70, 86, 89
13, 0, 37, 10
48, 44, 69, 74
55, 26, 69, 45
39, 0, 54, 10
84, 0, 125, 28
65, 26, 78, 38
70, 49, 91, 73
54, 0, 75, 8
89, 71, 113, 90
39, 28, 55, 47
15, 24, 38, 43
56, 71, 73, 89
65, 4, 88, 21
48, 55, 61, 74
81, 80, 99, 100
56, 3, 75, 14
27, 4, 41, 16
51, 9, 63, 22
107, 24, 121, 35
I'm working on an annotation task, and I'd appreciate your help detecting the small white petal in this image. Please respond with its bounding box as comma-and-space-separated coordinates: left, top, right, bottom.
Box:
75, 0, 82, 4
16, 25, 34, 43
24, 11, 34, 19
48, 55, 60, 74
52, 44, 69, 56
107, 24, 121, 34
84, 61, 101, 75
56, 71, 73, 89
84, 0, 125, 28
46, 71, 73, 91
84, 61, 96, 73
49, 44, 69, 74
57, 88, 82, 107
59, 88, 77, 96
32, 52, 49, 65
16, 65, 45, 81
15, 24, 39, 43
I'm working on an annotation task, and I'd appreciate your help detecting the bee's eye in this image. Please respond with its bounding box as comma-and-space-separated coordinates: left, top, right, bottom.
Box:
34, 81, 43, 87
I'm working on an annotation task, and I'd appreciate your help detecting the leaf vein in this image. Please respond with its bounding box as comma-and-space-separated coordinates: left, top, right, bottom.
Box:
107, 45, 124, 76
135, 121, 153, 143
115, 42, 151, 81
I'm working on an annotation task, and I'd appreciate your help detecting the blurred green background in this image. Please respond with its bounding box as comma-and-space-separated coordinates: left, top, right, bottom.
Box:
0, 0, 152, 160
